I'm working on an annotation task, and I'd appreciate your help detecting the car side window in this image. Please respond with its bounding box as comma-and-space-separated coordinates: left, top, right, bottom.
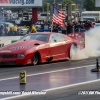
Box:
35, 35, 48, 42
50, 33, 64, 43
56, 33, 64, 42
50, 34, 57, 43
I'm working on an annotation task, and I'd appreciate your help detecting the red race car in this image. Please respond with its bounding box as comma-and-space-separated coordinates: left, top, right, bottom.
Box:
0, 32, 85, 65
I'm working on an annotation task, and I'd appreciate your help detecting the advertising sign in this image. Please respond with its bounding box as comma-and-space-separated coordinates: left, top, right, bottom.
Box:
0, 0, 43, 7
95, 0, 100, 7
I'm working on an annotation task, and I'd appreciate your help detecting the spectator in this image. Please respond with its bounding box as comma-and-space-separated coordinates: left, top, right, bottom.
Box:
61, 20, 67, 35
67, 21, 73, 34
31, 23, 36, 33
15, 18, 21, 25
0, 24, 6, 36
80, 23, 86, 32
74, 22, 81, 32
44, 23, 49, 30
12, 23, 18, 35
41, 20, 44, 30
52, 23, 59, 32
85, 20, 91, 30
5, 24, 10, 36
90, 21, 94, 28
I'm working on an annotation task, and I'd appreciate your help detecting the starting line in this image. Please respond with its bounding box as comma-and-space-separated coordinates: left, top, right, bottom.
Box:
0, 65, 100, 100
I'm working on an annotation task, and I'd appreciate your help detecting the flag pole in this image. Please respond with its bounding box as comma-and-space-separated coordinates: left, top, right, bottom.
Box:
51, 21, 53, 32
51, 3, 53, 32
51, 0, 56, 32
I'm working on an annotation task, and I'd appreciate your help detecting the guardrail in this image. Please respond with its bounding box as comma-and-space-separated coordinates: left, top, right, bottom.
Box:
37, 29, 86, 32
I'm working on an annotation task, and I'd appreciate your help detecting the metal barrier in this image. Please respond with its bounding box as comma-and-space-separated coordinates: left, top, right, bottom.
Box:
37, 30, 51, 32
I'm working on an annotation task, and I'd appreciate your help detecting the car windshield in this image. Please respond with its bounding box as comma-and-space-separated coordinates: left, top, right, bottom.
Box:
19, 34, 49, 42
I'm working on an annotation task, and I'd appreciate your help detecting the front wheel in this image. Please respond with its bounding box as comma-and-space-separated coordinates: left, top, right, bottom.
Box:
70, 43, 78, 60
32, 53, 39, 65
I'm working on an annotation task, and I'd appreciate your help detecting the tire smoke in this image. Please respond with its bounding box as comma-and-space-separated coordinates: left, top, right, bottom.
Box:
71, 27, 100, 60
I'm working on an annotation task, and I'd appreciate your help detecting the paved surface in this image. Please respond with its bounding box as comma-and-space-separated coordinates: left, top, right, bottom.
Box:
0, 57, 100, 100
0, 65, 100, 99
10, 80, 100, 100
0, 57, 98, 79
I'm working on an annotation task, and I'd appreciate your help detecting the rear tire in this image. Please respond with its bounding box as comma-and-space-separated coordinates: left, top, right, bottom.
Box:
70, 43, 78, 60
32, 53, 39, 65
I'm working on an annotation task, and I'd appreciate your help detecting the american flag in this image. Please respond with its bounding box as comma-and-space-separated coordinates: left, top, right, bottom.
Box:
52, 5, 66, 27
0, 0, 9, 3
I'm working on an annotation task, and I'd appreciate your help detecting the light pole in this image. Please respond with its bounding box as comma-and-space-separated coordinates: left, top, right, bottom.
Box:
53, 0, 58, 6
62, 1, 68, 21
47, 3, 50, 22
54, 0, 56, 5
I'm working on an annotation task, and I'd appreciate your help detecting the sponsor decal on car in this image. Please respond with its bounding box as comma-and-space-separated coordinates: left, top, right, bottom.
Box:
11, 46, 29, 50
1, 50, 11, 52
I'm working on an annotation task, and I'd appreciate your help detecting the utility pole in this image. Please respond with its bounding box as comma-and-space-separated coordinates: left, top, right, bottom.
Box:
62, 1, 68, 21
66, 3, 68, 21
51, 0, 57, 31
54, 0, 56, 4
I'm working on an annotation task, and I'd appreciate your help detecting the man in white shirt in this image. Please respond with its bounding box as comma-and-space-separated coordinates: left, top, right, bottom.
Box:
15, 18, 21, 25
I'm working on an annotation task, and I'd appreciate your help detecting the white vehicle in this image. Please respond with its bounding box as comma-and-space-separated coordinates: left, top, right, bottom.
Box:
81, 11, 100, 22
38, 13, 50, 21
94, 23, 100, 28
18, 27, 29, 35
23, 11, 32, 20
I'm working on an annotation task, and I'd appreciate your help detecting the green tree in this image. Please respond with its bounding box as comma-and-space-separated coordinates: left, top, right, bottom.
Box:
63, 0, 74, 4
84, 0, 100, 11
63, 0, 76, 11
38, 2, 50, 12
43, 2, 50, 11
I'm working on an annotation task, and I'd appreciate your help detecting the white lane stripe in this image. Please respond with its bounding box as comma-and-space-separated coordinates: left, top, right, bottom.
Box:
44, 79, 100, 91
0, 64, 95, 81
3, 79, 100, 100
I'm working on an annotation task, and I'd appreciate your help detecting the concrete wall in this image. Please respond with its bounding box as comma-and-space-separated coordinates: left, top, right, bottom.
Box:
0, 36, 21, 46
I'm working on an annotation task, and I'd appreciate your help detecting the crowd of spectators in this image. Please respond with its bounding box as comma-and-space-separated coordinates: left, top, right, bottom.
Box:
0, 22, 37, 36
53, 20, 94, 35
0, 23, 19, 36
35, 20, 94, 35
0, 18, 96, 36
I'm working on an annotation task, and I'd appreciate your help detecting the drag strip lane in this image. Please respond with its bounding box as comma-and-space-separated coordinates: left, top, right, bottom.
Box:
0, 64, 100, 100
10, 80, 100, 100
0, 57, 98, 80
0, 64, 95, 81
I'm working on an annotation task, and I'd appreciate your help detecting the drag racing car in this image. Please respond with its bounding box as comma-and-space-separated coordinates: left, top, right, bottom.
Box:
0, 32, 85, 65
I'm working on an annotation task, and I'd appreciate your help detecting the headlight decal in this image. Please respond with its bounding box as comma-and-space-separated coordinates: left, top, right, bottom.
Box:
17, 54, 25, 58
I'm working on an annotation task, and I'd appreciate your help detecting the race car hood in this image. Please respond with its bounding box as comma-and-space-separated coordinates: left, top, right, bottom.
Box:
0, 40, 46, 54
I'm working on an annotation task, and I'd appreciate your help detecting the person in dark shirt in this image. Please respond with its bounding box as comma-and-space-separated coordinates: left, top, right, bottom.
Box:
74, 22, 81, 32
0, 24, 6, 36
67, 21, 73, 34
61, 21, 67, 35
85, 20, 91, 30
52, 23, 59, 32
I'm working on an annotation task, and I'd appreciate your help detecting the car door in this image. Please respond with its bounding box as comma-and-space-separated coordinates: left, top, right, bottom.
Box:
49, 33, 66, 61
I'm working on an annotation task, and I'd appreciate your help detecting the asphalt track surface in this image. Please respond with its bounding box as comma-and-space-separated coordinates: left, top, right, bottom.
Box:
0, 57, 100, 100
9, 81, 100, 100
0, 57, 97, 79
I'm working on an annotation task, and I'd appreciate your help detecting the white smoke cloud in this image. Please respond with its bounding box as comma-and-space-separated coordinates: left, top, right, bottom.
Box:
71, 26, 100, 60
